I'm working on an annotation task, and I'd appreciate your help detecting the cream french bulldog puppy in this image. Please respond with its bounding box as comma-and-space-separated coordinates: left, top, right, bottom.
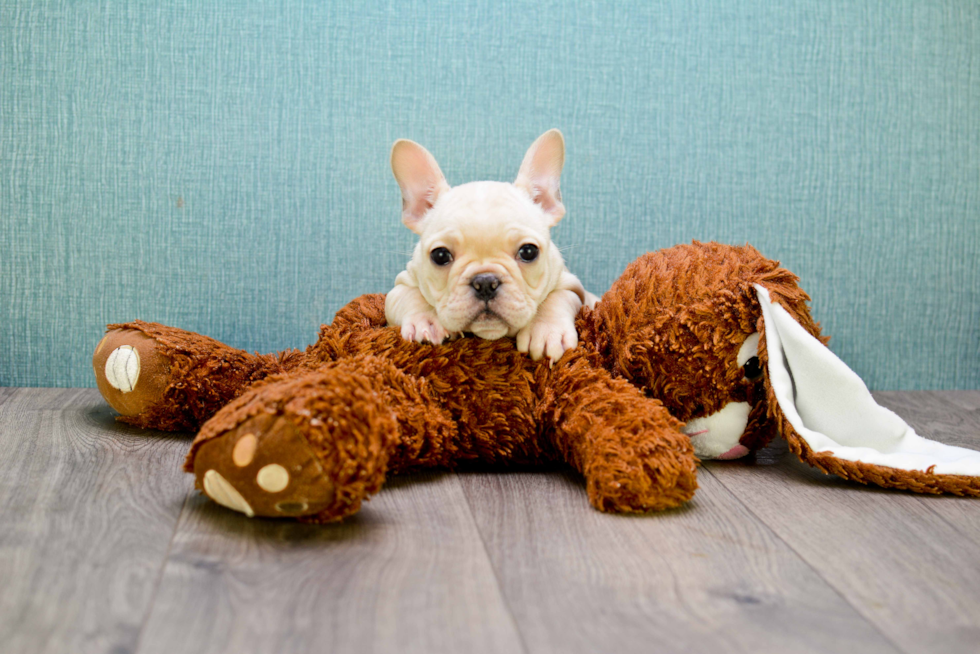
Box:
385, 129, 595, 363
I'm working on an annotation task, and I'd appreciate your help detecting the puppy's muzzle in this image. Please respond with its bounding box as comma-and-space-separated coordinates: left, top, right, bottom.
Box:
470, 274, 500, 302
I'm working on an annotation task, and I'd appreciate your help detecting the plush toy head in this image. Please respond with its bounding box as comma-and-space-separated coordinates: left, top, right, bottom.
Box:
589, 241, 980, 496
589, 242, 818, 459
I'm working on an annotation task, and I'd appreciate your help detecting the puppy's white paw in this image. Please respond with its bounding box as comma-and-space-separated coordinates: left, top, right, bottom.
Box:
516, 317, 578, 364
401, 314, 452, 345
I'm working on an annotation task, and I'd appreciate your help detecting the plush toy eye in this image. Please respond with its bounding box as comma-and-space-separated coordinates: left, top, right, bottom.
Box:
430, 247, 453, 266
743, 356, 763, 381
737, 332, 762, 381
517, 243, 539, 263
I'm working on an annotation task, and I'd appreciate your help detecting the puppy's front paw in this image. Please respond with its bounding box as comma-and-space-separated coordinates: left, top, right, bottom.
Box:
516, 317, 578, 364
400, 313, 452, 345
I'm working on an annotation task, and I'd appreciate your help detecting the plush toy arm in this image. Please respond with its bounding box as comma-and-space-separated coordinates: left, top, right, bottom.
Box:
543, 356, 698, 512
93, 321, 301, 432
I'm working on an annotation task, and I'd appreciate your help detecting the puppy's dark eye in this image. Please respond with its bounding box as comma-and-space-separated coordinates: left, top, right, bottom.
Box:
430, 247, 453, 266
743, 356, 763, 381
517, 243, 539, 263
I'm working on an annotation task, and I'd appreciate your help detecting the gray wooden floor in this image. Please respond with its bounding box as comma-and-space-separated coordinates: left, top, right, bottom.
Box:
1, 388, 979, 654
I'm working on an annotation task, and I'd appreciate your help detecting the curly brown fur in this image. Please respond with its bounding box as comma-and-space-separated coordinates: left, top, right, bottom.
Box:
179, 319, 693, 519
594, 242, 824, 419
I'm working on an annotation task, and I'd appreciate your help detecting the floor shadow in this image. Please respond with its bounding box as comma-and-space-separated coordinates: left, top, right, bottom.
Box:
82, 403, 195, 440
383, 470, 452, 491
181, 491, 390, 545
771, 453, 907, 497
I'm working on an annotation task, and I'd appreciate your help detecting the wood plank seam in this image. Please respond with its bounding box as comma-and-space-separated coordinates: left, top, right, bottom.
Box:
902, 392, 980, 544
456, 472, 533, 654
131, 490, 194, 654
919, 499, 980, 544
697, 464, 911, 654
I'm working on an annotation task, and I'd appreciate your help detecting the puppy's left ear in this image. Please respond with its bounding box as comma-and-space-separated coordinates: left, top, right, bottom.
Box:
515, 129, 566, 226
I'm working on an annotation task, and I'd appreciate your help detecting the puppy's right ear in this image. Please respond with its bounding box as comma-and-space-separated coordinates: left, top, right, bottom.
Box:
391, 140, 451, 234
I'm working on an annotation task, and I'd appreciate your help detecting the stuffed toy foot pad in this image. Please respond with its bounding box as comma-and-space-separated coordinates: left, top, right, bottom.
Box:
93, 328, 172, 418
193, 412, 338, 519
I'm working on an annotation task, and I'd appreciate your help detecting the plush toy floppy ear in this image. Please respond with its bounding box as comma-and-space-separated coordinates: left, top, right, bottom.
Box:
755, 285, 980, 495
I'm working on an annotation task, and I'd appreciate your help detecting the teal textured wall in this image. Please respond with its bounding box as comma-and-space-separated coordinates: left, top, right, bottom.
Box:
1, 1, 978, 389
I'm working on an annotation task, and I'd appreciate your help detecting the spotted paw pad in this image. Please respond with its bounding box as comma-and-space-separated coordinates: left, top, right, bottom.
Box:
193, 413, 335, 518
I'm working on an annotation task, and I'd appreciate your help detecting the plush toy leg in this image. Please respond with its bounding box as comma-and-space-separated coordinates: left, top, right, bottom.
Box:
545, 358, 699, 512
184, 357, 460, 522
93, 321, 299, 432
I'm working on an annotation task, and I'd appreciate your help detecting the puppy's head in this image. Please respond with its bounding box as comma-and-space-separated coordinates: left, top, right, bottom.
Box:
391, 130, 569, 339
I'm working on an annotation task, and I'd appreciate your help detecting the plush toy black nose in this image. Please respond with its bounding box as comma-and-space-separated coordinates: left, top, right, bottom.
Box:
470, 274, 500, 302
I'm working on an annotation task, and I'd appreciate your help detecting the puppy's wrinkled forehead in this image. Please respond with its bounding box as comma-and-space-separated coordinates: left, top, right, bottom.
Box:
423, 181, 551, 240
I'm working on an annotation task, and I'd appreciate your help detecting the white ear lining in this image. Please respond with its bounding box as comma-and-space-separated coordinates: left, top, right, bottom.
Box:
755, 285, 980, 476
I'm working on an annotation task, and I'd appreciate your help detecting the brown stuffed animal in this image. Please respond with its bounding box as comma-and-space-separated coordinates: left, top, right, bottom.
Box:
93, 242, 980, 521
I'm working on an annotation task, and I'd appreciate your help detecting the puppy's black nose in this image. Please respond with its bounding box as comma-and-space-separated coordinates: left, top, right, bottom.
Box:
470, 274, 500, 302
